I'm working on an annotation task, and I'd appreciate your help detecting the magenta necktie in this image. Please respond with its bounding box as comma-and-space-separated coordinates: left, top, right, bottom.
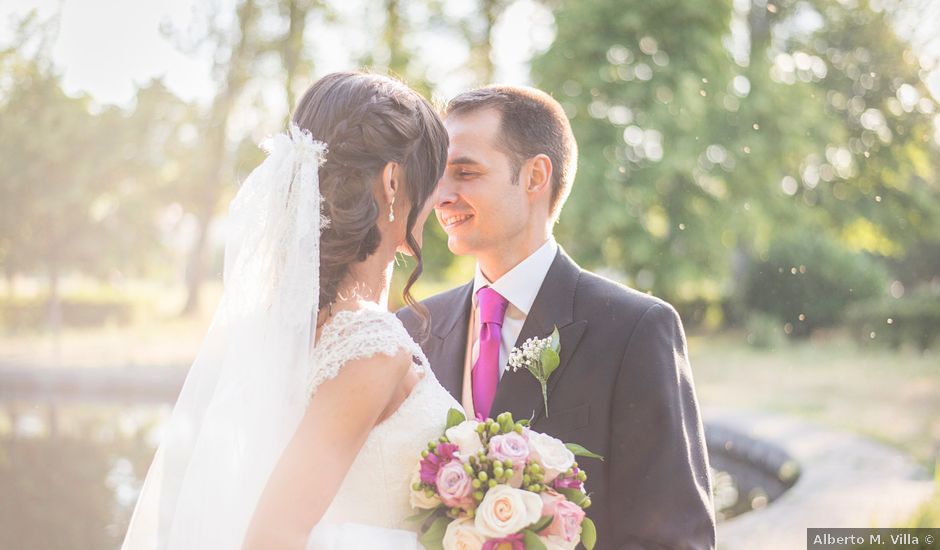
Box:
472, 287, 509, 421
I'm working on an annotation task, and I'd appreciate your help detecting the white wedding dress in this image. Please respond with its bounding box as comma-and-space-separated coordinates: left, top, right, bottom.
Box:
305, 304, 462, 549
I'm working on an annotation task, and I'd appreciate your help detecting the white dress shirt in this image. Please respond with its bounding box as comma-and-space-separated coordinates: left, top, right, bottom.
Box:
461, 238, 559, 416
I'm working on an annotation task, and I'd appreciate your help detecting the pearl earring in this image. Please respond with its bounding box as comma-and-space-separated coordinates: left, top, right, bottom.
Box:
388, 196, 395, 222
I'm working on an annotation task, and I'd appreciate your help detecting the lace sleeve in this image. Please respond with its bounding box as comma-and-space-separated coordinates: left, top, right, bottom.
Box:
307, 308, 428, 397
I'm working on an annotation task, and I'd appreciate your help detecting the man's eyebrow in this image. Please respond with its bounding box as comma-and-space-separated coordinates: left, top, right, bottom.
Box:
447, 156, 481, 166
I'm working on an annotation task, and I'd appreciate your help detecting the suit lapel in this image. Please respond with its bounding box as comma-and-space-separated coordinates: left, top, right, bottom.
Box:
428, 281, 473, 399
490, 248, 586, 424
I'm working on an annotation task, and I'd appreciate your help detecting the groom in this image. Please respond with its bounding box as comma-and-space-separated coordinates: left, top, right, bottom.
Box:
398, 86, 715, 549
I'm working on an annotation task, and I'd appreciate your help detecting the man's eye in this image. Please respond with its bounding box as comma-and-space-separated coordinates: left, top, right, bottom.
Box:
457, 170, 478, 178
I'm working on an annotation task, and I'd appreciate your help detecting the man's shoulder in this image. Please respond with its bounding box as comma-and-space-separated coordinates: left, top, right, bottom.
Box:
396, 282, 471, 333
419, 283, 471, 310
574, 268, 678, 320
572, 268, 685, 362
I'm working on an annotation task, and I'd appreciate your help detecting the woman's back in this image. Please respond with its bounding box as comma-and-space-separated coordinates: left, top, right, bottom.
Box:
307, 306, 460, 541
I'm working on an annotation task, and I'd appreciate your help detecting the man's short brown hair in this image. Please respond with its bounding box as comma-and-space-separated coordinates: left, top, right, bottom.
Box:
445, 85, 578, 221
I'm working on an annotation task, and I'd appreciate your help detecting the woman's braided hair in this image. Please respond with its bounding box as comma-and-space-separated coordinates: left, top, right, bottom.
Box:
291, 72, 448, 327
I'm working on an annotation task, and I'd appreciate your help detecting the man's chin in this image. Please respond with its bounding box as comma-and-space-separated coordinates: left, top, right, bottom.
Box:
446, 235, 476, 257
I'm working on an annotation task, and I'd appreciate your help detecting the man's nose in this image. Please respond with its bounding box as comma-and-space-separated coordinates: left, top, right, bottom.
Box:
435, 176, 458, 208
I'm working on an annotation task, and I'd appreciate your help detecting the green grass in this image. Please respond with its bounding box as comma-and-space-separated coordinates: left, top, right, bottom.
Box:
690, 329, 940, 472
691, 330, 940, 534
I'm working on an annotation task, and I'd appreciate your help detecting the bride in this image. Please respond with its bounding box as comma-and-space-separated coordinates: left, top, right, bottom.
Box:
122, 72, 461, 549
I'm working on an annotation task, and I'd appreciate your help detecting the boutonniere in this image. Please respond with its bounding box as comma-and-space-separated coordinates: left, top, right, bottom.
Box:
507, 326, 561, 417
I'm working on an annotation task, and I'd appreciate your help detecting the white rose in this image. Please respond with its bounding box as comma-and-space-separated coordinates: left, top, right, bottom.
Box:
443, 518, 486, 550
409, 465, 440, 510
474, 485, 542, 538
445, 420, 484, 457
542, 534, 578, 550
527, 431, 575, 483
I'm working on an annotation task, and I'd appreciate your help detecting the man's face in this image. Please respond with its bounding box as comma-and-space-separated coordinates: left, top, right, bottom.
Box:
436, 109, 529, 258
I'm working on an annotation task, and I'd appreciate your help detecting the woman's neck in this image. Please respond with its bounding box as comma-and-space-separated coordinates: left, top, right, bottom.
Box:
328, 256, 394, 313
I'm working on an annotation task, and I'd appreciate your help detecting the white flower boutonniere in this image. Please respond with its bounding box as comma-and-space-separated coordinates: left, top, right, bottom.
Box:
507, 326, 561, 417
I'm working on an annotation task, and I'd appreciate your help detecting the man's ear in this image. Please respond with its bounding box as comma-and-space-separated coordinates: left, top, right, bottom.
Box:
524, 154, 553, 196
381, 161, 399, 203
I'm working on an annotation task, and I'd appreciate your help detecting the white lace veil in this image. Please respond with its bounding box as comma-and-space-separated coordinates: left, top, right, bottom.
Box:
122, 124, 328, 549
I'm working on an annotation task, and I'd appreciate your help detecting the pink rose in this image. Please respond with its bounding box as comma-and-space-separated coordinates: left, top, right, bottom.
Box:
539, 489, 566, 516
437, 460, 474, 508
487, 432, 529, 468
538, 499, 585, 542
487, 432, 529, 488
421, 442, 460, 485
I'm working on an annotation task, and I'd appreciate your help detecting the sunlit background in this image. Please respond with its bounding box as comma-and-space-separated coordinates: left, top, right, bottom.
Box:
1, 0, 938, 548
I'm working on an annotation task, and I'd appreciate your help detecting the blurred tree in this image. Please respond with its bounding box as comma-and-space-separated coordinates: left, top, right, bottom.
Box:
176, 0, 337, 315
531, 0, 939, 326
792, 0, 940, 258
429, 0, 516, 84
0, 24, 173, 336
357, 0, 433, 94
277, 0, 321, 122
384, 0, 410, 76
531, 0, 736, 306
743, 230, 888, 337
178, 0, 262, 315
129, 80, 215, 281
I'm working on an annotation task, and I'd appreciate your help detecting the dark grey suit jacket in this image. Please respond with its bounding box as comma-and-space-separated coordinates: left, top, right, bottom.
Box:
397, 247, 716, 550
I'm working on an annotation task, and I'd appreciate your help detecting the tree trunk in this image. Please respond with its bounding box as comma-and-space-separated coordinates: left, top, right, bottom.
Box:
480, 0, 498, 83
47, 260, 62, 365
181, 194, 215, 315
384, 0, 408, 75
282, 0, 311, 126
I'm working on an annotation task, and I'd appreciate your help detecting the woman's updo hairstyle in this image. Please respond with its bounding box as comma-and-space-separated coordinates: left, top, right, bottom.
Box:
291, 72, 448, 323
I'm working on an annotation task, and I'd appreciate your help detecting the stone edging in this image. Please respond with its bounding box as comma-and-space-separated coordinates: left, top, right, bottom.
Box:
705, 406, 936, 550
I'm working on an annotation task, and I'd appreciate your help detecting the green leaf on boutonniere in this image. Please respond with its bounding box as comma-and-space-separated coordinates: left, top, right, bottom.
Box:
565, 442, 605, 461
540, 348, 560, 379
542, 326, 562, 382
581, 517, 597, 550
418, 516, 450, 550
445, 408, 466, 430
523, 529, 549, 550
530, 514, 554, 533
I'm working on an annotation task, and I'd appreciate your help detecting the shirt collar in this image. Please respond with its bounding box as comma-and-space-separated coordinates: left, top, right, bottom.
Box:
472, 238, 558, 316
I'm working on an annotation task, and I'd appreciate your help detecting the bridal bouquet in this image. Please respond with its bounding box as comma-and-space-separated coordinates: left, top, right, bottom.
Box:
409, 409, 602, 550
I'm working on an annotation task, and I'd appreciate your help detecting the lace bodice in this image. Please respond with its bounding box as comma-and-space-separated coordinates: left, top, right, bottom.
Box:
308, 305, 427, 396
309, 305, 461, 530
